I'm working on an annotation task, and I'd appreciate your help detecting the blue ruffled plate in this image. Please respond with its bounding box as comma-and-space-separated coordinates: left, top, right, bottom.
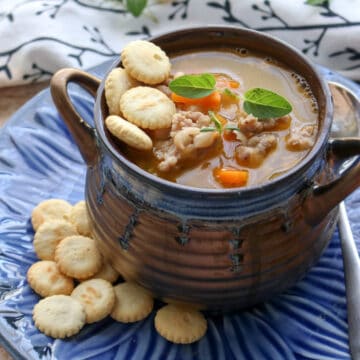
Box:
0, 61, 359, 360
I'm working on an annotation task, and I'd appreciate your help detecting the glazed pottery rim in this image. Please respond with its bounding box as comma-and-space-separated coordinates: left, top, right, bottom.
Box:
94, 25, 333, 195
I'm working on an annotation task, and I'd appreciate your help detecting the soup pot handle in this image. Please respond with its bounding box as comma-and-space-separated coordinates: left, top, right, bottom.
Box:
304, 137, 360, 224
50, 68, 101, 166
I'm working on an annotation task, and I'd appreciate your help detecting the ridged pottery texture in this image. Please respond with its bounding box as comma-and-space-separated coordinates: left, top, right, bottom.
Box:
86, 149, 337, 310
51, 27, 360, 311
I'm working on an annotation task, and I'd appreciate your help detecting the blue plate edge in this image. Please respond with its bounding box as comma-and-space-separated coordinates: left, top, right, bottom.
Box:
0, 63, 358, 360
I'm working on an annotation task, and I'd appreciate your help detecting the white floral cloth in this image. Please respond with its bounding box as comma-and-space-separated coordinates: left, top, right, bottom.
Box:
0, 0, 359, 87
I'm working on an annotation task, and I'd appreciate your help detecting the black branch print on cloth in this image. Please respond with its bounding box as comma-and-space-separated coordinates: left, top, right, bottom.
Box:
23, 63, 54, 83
0, 0, 67, 22
251, 0, 288, 26
0, 26, 117, 79
311, 1, 349, 23
0, 0, 359, 84
6, 0, 128, 20
207, 0, 249, 26
0, 11, 13, 22
35, 0, 68, 18
73, 0, 128, 15
126, 26, 151, 37
303, 28, 327, 56
206, 0, 360, 71
0, 58, 11, 79
169, 0, 191, 20
330, 48, 360, 71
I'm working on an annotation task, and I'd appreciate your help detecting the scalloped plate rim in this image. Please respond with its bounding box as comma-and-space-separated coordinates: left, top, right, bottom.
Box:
0, 62, 358, 360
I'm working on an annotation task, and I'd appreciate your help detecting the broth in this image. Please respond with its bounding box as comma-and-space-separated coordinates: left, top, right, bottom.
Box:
119, 50, 318, 189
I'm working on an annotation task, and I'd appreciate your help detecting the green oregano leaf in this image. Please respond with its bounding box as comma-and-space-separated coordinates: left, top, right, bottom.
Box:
243, 88, 292, 119
208, 111, 223, 133
169, 73, 216, 99
223, 88, 239, 99
305, 0, 329, 5
126, 0, 147, 17
200, 127, 217, 133
224, 125, 241, 132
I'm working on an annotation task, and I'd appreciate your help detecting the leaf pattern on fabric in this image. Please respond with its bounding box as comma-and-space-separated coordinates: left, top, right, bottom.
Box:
0, 0, 359, 85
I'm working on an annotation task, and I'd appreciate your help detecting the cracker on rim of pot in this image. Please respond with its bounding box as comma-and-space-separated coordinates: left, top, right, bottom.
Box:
105, 115, 153, 151
33, 295, 86, 338
71, 279, 115, 323
33, 219, 78, 261
27, 260, 74, 297
121, 40, 171, 85
31, 199, 72, 231
68, 200, 92, 237
120, 86, 176, 130
54, 235, 102, 279
111, 282, 154, 323
154, 304, 207, 344
105, 67, 140, 115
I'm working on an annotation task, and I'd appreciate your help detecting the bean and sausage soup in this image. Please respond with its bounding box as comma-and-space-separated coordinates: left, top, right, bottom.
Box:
104, 41, 318, 189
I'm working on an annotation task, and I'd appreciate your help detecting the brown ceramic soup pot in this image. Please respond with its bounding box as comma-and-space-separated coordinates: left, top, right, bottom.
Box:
51, 27, 360, 311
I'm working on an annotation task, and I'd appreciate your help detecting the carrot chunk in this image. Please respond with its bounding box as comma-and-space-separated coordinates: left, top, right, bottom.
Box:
223, 130, 238, 141
171, 91, 221, 110
213, 168, 249, 188
216, 78, 240, 89
228, 80, 239, 89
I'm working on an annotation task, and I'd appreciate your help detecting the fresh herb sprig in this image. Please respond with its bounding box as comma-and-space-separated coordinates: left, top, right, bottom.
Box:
208, 111, 223, 132
223, 88, 239, 100
126, 0, 147, 16
169, 73, 292, 119
200, 112, 242, 134
305, 0, 329, 5
243, 88, 292, 118
168, 73, 216, 99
